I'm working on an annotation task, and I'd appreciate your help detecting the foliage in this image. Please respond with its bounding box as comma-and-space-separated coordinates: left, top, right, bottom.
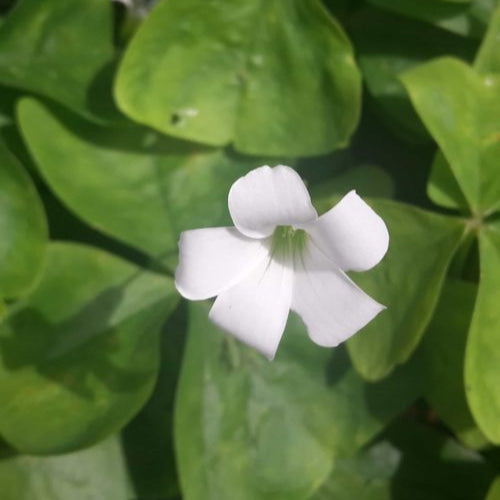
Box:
0, 0, 499, 498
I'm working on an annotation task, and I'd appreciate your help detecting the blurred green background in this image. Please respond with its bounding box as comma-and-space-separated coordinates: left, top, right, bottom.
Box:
0, 0, 499, 498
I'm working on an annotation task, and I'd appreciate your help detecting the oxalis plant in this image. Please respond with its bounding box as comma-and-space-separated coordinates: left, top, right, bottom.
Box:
0, 0, 499, 499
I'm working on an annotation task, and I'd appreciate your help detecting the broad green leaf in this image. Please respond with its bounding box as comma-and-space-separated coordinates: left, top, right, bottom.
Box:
17, 98, 259, 266
487, 478, 500, 500
115, 0, 361, 156
428, 6, 500, 210
475, 5, 500, 74
349, 8, 475, 142
368, 0, 495, 38
312, 421, 494, 500
427, 152, 469, 210
122, 303, 186, 499
0, 242, 178, 454
347, 200, 465, 381
175, 302, 422, 500
0, 0, 116, 119
423, 280, 488, 449
0, 436, 131, 500
0, 140, 47, 298
402, 58, 500, 215
466, 226, 500, 443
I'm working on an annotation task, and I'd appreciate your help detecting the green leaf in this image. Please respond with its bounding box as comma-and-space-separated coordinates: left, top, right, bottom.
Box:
174, 302, 422, 500
0, 242, 178, 454
427, 8, 500, 211
475, 5, 500, 74
312, 421, 494, 500
368, 0, 495, 38
0, 0, 116, 119
346, 200, 465, 381
427, 152, 469, 210
17, 98, 259, 267
401, 57, 500, 215
0, 436, 131, 500
0, 140, 47, 299
466, 226, 500, 444
486, 478, 500, 500
115, 0, 361, 156
349, 8, 475, 142
122, 303, 187, 499
423, 280, 488, 449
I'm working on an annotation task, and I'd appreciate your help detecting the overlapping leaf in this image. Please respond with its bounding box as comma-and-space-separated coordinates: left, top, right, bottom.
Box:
345, 200, 465, 380
0, 0, 116, 120
0, 436, 130, 500
423, 280, 488, 449
115, 0, 361, 156
466, 226, 500, 443
402, 57, 500, 215
175, 302, 422, 500
0, 242, 178, 454
0, 140, 47, 299
368, 0, 495, 38
349, 8, 475, 141
18, 98, 260, 267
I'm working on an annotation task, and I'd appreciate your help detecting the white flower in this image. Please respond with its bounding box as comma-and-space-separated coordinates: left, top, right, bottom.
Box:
175, 165, 389, 360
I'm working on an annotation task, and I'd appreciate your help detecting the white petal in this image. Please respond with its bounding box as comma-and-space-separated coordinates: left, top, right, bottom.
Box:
292, 241, 385, 347
209, 256, 293, 360
228, 165, 318, 239
175, 227, 269, 300
306, 191, 389, 272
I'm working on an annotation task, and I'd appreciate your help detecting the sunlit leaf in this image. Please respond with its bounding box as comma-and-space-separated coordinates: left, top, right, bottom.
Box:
402, 58, 500, 215
115, 0, 361, 156
18, 98, 260, 267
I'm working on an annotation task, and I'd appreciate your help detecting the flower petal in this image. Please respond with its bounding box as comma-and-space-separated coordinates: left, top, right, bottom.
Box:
209, 256, 293, 359
292, 241, 385, 347
175, 227, 269, 300
307, 190, 389, 272
228, 165, 318, 239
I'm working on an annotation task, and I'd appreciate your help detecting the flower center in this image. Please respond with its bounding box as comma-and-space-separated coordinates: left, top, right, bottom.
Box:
271, 225, 307, 263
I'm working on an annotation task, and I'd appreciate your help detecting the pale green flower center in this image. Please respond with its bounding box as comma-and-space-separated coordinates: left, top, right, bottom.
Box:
271, 225, 308, 262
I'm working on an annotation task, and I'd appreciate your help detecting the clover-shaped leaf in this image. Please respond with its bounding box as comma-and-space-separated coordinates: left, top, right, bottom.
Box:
0, 243, 178, 454
0, 0, 116, 119
0, 140, 47, 299
115, 0, 361, 156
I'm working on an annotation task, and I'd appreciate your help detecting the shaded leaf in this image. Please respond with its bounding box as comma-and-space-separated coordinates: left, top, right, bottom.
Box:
368, 0, 495, 38
174, 302, 422, 500
486, 478, 500, 500
423, 280, 488, 449
0, 436, 131, 500
0, 242, 178, 454
466, 225, 500, 443
312, 421, 494, 500
115, 0, 361, 156
0, 0, 116, 120
347, 200, 465, 380
349, 8, 475, 142
122, 302, 187, 499
0, 140, 47, 298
